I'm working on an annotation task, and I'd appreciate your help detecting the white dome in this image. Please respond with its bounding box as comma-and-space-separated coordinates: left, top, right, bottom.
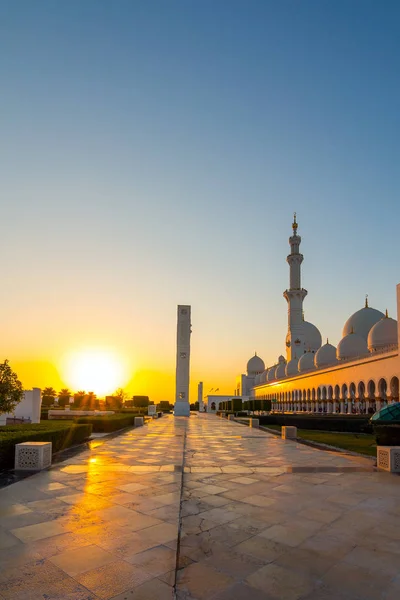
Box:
275, 357, 287, 379
342, 304, 385, 342
267, 366, 276, 381
368, 314, 398, 351
314, 341, 337, 368
337, 331, 368, 360
303, 321, 322, 352
298, 352, 315, 373
247, 354, 265, 375
286, 358, 299, 377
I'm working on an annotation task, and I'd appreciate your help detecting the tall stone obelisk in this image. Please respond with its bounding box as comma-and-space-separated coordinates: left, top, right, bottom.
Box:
174, 305, 191, 417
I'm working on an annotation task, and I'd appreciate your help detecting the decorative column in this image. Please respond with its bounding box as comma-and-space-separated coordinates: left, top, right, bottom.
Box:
340, 400, 345, 414
365, 399, 370, 413
376, 398, 382, 411
332, 400, 337, 413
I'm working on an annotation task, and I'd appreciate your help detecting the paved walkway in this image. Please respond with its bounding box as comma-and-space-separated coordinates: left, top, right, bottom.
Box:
0, 415, 399, 599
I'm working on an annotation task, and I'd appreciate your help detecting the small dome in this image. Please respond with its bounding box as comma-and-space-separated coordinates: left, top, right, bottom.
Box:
247, 353, 265, 376
337, 331, 368, 360
342, 303, 385, 342
275, 357, 287, 379
368, 314, 398, 351
298, 352, 315, 373
286, 358, 299, 377
267, 366, 276, 381
303, 321, 322, 352
315, 341, 337, 368
259, 369, 268, 383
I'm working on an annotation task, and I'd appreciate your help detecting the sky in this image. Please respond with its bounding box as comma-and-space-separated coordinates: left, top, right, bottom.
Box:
1, 0, 400, 401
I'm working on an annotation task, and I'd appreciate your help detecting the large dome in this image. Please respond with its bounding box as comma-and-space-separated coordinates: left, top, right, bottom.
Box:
275, 356, 286, 379
303, 321, 322, 352
342, 304, 385, 342
337, 331, 368, 361
247, 353, 265, 375
314, 341, 337, 368
298, 351, 315, 373
286, 358, 299, 377
368, 314, 398, 352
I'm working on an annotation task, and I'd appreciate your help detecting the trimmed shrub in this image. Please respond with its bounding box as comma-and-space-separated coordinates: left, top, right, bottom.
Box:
373, 424, 400, 446
0, 423, 92, 469
75, 414, 138, 432
258, 414, 372, 434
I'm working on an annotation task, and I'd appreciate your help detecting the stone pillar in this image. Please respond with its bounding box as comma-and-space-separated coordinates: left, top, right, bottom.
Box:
347, 402, 352, 414
332, 400, 337, 413
376, 399, 382, 411
174, 305, 191, 417
365, 399, 370, 413
340, 400, 345, 414
327, 401, 332, 414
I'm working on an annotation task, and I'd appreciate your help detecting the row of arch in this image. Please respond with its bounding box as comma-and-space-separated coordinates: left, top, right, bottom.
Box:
257, 376, 399, 404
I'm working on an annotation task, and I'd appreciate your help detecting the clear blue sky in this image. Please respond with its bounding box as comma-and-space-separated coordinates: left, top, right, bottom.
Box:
1, 1, 399, 398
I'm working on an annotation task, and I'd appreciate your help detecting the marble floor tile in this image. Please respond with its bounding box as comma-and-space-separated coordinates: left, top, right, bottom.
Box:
49, 543, 117, 576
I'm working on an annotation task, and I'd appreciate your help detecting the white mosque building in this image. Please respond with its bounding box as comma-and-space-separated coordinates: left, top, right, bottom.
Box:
205, 215, 400, 414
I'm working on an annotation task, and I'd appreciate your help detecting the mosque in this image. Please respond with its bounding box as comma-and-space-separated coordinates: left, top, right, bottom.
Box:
205, 215, 400, 414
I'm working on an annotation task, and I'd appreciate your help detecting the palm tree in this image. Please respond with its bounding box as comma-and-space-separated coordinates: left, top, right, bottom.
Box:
73, 390, 86, 407
58, 388, 71, 407
42, 386, 57, 407
86, 391, 97, 409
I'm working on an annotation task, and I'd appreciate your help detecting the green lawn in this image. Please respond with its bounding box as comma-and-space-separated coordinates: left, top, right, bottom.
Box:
262, 424, 376, 456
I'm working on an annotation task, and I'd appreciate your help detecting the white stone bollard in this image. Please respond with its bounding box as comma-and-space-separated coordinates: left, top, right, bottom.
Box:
134, 417, 144, 427
250, 418, 259, 428
377, 447, 400, 473
282, 426, 297, 440
15, 442, 52, 471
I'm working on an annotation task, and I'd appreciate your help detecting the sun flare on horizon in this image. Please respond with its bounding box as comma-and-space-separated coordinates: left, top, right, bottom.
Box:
62, 348, 129, 396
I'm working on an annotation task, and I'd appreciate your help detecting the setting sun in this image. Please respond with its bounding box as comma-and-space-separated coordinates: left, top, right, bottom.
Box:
62, 348, 129, 396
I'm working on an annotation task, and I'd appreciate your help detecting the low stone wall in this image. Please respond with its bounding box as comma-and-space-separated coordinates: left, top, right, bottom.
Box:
48, 410, 115, 420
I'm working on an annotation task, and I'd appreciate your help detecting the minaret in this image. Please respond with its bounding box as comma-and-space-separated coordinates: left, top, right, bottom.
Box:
283, 214, 307, 360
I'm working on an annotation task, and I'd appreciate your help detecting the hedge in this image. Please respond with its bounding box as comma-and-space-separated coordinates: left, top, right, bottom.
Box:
75, 414, 138, 432
258, 414, 373, 434
0, 423, 92, 469
373, 424, 400, 446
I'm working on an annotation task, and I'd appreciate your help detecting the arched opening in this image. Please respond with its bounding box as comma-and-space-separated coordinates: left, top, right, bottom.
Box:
211, 402, 216, 411
334, 385, 340, 400
341, 384, 348, 399
312, 389, 316, 401
349, 383, 356, 399
368, 380, 376, 399
390, 376, 399, 401
317, 388, 321, 401
378, 378, 387, 400
322, 386, 327, 400
358, 381, 365, 399
307, 389, 311, 401
328, 386, 333, 400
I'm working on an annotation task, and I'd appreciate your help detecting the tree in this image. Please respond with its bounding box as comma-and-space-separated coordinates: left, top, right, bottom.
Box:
0, 360, 24, 414
42, 386, 57, 407
86, 391, 98, 409
73, 391, 86, 407
58, 388, 71, 407
132, 396, 150, 414
105, 395, 122, 409
114, 388, 128, 404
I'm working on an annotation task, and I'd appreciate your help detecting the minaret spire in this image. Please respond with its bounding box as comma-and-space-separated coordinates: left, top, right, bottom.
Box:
283, 214, 308, 360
